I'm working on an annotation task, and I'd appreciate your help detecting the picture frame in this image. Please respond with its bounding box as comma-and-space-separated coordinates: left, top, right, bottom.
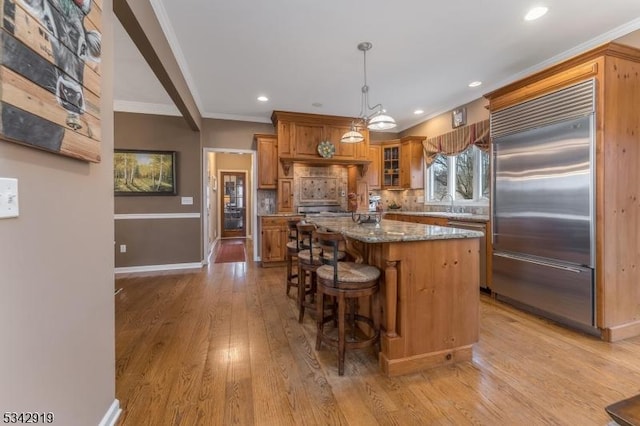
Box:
114, 149, 177, 196
452, 107, 467, 128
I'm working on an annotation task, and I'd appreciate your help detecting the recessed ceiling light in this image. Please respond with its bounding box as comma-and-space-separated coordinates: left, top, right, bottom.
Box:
468, 81, 482, 88
257, 96, 269, 102
312, 102, 323, 108
414, 109, 424, 115
524, 6, 548, 21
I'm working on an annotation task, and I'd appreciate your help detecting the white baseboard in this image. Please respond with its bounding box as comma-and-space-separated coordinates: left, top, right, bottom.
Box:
115, 262, 203, 274
99, 399, 121, 426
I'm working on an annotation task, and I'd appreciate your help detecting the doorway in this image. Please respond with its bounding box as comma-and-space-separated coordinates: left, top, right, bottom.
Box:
202, 148, 256, 264
221, 171, 247, 238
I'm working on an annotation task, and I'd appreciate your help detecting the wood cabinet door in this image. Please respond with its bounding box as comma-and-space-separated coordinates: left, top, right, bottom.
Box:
415, 216, 449, 226
292, 123, 324, 157
399, 139, 425, 189
277, 121, 293, 158
367, 144, 382, 189
400, 142, 411, 188
356, 180, 369, 211
278, 179, 294, 212
261, 226, 284, 262
382, 143, 401, 189
256, 135, 277, 189
324, 124, 355, 159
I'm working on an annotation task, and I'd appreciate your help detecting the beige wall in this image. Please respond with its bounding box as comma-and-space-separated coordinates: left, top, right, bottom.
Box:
114, 112, 202, 267
0, 1, 116, 424
401, 97, 490, 138
202, 118, 274, 150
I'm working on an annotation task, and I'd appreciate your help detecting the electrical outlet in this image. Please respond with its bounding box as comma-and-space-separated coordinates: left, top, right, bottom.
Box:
120, 244, 127, 253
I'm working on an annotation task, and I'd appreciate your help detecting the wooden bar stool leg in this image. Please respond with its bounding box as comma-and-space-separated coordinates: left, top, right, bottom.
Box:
348, 298, 357, 341
316, 286, 325, 351
338, 293, 346, 376
285, 251, 297, 296
373, 291, 381, 352
298, 265, 306, 323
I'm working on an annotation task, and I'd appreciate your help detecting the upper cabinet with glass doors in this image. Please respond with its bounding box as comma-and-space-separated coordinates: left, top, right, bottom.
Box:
381, 136, 425, 189
382, 142, 400, 188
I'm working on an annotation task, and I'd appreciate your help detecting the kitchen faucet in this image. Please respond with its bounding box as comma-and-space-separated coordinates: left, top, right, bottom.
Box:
440, 194, 454, 212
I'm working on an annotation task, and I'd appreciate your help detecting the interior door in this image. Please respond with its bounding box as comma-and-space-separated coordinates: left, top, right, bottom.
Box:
221, 172, 246, 238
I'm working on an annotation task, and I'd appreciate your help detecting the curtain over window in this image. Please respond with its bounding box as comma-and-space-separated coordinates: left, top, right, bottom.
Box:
422, 119, 490, 166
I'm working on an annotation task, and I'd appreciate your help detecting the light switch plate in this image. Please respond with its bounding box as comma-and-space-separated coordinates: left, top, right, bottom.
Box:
0, 178, 19, 219
181, 196, 193, 205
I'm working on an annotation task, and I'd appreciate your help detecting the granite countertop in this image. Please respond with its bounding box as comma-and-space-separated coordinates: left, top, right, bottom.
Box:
384, 211, 490, 222
306, 216, 483, 244
258, 213, 304, 217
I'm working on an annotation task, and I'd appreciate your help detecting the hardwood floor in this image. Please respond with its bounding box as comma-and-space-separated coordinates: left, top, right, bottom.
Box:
115, 241, 639, 425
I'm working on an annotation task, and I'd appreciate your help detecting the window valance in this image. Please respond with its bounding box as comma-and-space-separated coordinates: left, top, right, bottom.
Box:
422, 119, 490, 166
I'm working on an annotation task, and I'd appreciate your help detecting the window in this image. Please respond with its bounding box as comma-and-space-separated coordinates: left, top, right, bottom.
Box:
426, 145, 489, 203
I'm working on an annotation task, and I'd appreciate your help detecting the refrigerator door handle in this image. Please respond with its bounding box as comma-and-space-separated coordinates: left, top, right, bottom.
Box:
494, 252, 585, 274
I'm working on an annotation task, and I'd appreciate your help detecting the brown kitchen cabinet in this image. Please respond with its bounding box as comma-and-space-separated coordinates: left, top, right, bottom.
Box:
260, 215, 303, 266
382, 142, 401, 188
277, 179, 294, 213
400, 136, 425, 189
381, 136, 425, 189
385, 213, 448, 227
256, 134, 278, 189
366, 144, 382, 190
272, 111, 370, 163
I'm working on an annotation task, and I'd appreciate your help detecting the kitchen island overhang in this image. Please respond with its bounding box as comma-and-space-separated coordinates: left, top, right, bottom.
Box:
306, 216, 483, 376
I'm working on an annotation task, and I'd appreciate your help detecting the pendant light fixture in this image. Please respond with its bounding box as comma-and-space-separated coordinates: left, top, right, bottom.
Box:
340, 41, 397, 143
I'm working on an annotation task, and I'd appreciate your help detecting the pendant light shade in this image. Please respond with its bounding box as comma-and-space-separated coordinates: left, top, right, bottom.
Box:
340, 129, 365, 143
367, 112, 397, 131
340, 41, 396, 143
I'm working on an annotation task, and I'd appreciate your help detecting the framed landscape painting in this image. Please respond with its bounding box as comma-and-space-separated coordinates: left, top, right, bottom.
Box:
114, 149, 177, 195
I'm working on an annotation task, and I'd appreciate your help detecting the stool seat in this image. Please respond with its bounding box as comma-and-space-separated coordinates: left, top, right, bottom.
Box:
317, 262, 380, 284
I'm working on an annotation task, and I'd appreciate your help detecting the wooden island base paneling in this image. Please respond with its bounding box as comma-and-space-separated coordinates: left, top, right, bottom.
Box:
308, 217, 481, 377
366, 238, 479, 376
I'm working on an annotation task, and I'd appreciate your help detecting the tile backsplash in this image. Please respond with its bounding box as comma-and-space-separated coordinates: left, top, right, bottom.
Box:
293, 165, 348, 211
257, 189, 276, 215
370, 189, 489, 215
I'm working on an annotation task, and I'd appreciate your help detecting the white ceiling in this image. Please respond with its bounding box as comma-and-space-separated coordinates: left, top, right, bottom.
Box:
114, 1, 640, 131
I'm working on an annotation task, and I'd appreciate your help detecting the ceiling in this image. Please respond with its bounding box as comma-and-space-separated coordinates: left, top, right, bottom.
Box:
113, 1, 640, 131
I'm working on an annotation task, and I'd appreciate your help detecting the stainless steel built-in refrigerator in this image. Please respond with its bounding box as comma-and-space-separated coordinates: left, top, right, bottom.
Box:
491, 79, 596, 332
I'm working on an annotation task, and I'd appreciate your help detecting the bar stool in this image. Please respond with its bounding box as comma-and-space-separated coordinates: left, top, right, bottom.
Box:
285, 219, 301, 297
296, 223, 345, 323
314, 230, 381, 376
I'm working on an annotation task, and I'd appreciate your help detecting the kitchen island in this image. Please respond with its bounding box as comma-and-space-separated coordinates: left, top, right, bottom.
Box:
307, 216, 483, 376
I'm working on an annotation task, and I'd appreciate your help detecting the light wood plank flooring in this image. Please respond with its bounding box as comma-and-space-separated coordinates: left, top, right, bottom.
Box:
115, 240, 639, 425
